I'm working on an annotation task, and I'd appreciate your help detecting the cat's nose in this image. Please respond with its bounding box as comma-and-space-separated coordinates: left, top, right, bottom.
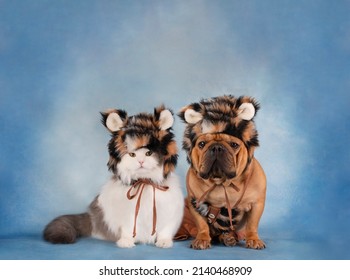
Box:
139, 160, 144, 166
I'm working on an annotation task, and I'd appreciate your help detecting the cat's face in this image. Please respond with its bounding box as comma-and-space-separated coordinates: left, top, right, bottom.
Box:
117, 147, 163, 184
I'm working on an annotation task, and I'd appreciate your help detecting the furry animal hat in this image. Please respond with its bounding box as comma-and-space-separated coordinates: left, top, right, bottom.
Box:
101, 105, 178, 178
178, 95, 260, 163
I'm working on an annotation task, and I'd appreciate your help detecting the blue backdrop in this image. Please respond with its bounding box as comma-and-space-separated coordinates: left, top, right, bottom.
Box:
0, 0, 349, 259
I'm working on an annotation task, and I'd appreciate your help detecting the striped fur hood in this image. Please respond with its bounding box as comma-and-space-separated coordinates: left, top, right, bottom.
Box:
101, 105, 178, 178
178, 95, 260, 163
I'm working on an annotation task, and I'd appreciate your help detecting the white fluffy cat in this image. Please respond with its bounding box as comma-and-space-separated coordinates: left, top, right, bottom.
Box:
44, 106, 184, 248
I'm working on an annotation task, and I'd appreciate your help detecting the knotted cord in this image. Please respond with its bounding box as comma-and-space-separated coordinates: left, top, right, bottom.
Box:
188, 172, 248, 231
127, 179, 169, 238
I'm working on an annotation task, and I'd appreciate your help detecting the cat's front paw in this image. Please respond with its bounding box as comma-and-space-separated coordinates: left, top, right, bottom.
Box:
155, 239, 173, 248
117, 238, 135, 248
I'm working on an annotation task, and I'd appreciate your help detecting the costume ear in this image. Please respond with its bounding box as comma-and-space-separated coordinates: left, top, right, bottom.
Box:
184, 108, 203, 124
237, 103, 256, 121
101, 109, 128, 132
158, 109, 174, 130
179, 103, 203, 124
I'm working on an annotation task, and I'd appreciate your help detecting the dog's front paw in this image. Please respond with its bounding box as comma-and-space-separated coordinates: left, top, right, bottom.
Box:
156, 239, 173, 249
117, 238, 135, 248
191, 238, 211, 250
219, 232, 237, 247
245, 238, 266, 249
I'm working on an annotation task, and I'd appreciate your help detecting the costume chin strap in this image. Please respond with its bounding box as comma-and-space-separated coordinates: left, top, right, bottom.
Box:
127, 178, 169, 238
188, 173, 248, 231
193, 183, 238, 231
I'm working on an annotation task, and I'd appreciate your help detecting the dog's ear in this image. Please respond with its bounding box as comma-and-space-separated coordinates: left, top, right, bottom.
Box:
101, 109, 128, 132
179, 103, 203, 124
154, 105, 174, 130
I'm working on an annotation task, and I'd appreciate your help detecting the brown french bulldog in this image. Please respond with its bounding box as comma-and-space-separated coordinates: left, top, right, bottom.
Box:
175, 95, 266, 250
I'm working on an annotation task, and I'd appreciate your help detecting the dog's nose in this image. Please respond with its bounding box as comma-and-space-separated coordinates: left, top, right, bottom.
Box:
210, 144, 225, 157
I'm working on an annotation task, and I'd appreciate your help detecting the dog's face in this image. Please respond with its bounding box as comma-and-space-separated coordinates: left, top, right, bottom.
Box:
179, 95, 260, 180
191, 133, 249, 183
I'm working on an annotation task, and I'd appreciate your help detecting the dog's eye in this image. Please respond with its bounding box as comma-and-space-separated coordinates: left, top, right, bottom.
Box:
145, 151, 153, 156
129, 152, 136, 157
198, 141, 206, 149
230, 142, 239, 149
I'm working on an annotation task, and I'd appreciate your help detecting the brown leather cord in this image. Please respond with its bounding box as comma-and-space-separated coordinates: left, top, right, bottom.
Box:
207, 206, 221, 225
223, 187, 234, 230
187, 172, 248, 231
127, 179, 169, 238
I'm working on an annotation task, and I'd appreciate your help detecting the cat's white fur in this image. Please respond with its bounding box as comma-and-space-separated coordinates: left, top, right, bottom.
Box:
91, 148, 184, 248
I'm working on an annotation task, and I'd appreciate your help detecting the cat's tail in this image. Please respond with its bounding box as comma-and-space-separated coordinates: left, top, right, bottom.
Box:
43, 213, 92, 244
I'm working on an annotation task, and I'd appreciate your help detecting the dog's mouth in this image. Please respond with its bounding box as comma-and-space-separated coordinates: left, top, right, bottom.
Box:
199, 163, 236, 180
199, 144, 236, 180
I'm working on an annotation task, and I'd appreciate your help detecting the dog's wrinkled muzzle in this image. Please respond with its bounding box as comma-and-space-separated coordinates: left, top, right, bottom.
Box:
199, 143, 236, 180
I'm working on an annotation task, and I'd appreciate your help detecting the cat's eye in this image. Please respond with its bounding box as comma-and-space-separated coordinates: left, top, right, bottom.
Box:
129, 152, 136, 157
198, 141, 206, 149
145, 151, 153, 156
